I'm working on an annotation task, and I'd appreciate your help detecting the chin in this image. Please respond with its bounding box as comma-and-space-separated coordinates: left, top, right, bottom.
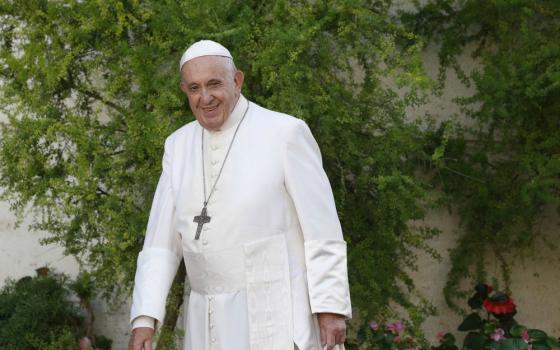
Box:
202, 118, 224, 130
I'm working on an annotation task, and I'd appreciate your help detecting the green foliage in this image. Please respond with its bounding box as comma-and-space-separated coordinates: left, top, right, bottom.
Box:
0, 270, 112, 350
434, 284, 559, 350
0, 273, 82, 350
0, 0, 437, 336
405, 0, 560, 310
27, 328, 79, 350
348, 319, 430, 350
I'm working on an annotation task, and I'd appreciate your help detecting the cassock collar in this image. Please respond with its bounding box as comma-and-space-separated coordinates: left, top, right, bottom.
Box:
210, 94, 248, 133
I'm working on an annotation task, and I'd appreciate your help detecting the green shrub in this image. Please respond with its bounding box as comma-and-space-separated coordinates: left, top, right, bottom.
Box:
27, 328, 78, 350
0, 273, 82, 350
0, 271, 111, 350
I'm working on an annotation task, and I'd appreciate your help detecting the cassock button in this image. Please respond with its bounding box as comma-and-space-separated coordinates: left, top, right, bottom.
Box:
212, 338, 216, 343
202, 239, 209, 245
211, 145, 218, 151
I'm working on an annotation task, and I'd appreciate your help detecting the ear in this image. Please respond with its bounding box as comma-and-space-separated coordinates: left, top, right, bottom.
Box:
233, 70, 244, 92
180, 80, 189, 94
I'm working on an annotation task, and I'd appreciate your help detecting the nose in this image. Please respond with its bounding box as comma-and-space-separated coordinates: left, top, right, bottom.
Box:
200, 88, 213, 104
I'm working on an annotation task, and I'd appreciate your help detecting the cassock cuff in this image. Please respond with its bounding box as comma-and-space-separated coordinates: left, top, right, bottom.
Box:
304, 240, 352, 319
130, 247, 181, 326
131, 315, 156, 330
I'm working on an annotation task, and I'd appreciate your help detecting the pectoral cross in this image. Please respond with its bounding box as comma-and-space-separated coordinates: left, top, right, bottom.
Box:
193, 206, 211, 240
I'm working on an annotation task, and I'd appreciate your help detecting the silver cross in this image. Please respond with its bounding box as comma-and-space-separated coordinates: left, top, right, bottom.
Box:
193, 206, 211, 240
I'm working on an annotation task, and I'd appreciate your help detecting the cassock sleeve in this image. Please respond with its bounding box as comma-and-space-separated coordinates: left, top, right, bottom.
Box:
283, 119, 352, 319
130, 136, 183, 328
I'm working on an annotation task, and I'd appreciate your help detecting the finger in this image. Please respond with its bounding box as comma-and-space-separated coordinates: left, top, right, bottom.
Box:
144, 339, 153, 350
326, 332, 336, 350
335, 336, 346, 345
129, 336, 141, 350
335, 330, 346, 345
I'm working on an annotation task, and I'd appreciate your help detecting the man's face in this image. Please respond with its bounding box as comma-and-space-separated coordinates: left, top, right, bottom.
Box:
180, 56, 244, 131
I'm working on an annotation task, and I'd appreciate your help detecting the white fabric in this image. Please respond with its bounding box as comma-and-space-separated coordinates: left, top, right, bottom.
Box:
183, 235, 293, 349
244, 235, 293, 349
132, 315, 155, 329
130, 94, 352, 349
179, 40, 233, 71
305, 240, 351, 317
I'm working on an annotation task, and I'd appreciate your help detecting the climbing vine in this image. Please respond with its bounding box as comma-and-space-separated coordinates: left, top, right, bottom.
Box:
404, 0, 560, 311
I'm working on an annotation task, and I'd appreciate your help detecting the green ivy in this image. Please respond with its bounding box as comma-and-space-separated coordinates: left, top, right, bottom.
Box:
404, 0, 560, 311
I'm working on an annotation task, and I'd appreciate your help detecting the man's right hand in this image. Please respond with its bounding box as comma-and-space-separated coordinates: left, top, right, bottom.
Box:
128, 327, 155, 350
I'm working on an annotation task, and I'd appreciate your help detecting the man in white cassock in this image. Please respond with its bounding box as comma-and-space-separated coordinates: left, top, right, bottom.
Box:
128, 40, 352, 350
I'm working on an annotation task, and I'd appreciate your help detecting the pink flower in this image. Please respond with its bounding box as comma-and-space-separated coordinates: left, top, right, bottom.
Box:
386, 321, 405, 334
79, 337, 92, 349
522, 330, 530, 342
490, 328, 505, 342
437, 331, 446, 342
369, 320, 379, 331
394, 335, 401, 343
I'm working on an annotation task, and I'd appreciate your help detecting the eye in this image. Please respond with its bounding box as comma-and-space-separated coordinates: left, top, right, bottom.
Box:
188, 85, 199, 93
208, 80, 221, 88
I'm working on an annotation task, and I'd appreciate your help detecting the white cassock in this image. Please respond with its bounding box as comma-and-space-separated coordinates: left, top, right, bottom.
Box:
130, 95, 352, 350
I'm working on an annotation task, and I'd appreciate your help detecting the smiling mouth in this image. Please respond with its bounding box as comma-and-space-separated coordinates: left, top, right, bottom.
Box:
202, 105, 219, 112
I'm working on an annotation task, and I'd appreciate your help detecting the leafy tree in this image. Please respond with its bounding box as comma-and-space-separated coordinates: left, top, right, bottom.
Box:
0, 0, 437, 343
404, 0, 560, 311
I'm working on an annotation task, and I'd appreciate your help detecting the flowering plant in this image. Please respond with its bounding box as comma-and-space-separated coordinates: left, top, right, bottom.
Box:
435, 284, 560, 350
350, 284, 559, 350
358, 320, 425, 350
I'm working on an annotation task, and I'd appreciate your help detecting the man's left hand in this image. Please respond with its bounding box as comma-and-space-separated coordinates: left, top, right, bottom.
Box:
318, 312, 346, 349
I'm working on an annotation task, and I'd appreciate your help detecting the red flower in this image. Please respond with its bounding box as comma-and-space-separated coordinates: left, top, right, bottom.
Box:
483, 296, 516, 315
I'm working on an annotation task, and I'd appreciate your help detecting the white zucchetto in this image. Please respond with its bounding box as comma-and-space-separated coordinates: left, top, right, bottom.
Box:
179, 40, 233, 71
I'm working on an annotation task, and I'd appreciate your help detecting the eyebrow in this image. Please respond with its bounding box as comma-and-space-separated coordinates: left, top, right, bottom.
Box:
185, 78, 223, 89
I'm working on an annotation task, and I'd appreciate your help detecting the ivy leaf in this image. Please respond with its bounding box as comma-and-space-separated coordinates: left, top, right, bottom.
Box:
489, 342, 502, 350
463, 332, 486, 350
533, 341, 551, 350
500, 339, 529, 350
528, 330, 548, 341
458, 313, 483, 331
509, 325, 527, 337
442, 333, 457, 346
468, 295, 484, 309
547, 336, 560, 349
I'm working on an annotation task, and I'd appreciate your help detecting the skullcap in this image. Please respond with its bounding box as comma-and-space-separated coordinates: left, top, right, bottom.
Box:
179, 40, 233, 71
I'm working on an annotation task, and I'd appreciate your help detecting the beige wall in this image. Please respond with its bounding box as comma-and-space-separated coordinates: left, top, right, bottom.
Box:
0, 200, 133, 349
412, 206, 560, 343
408, 39, 560, 342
